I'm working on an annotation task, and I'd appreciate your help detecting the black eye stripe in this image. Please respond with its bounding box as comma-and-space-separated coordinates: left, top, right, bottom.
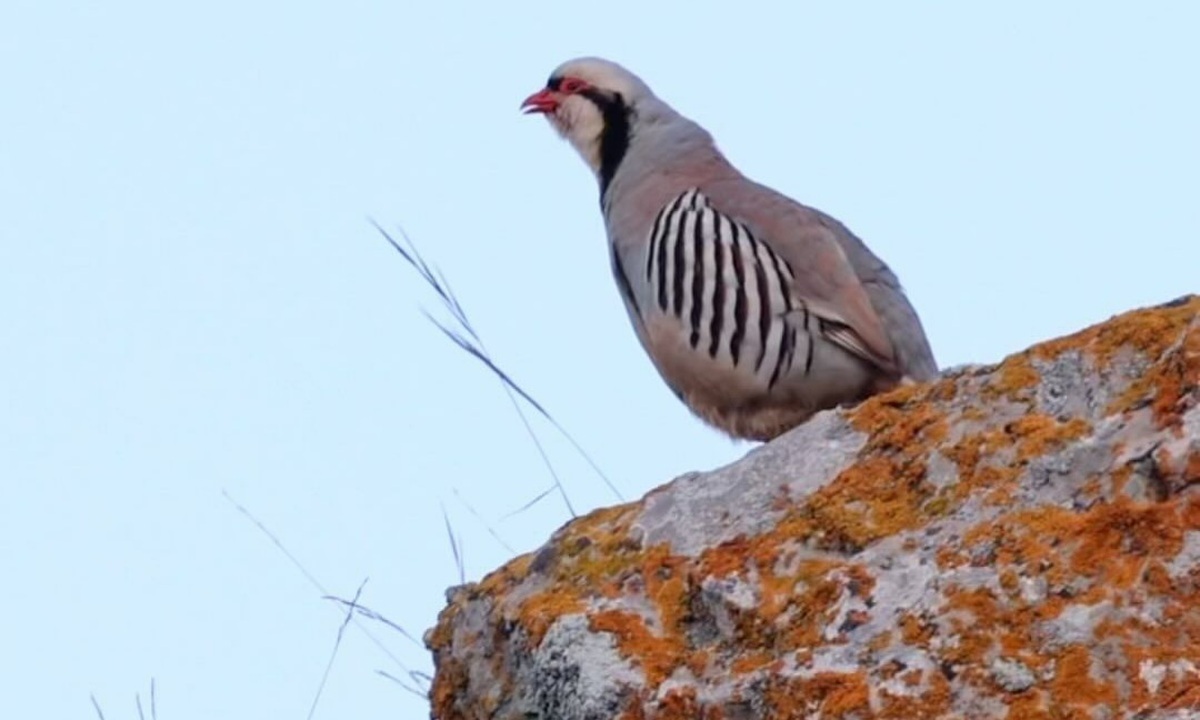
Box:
579, 88, 611, 108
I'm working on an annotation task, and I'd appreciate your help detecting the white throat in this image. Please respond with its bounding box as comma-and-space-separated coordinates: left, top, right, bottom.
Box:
547, 95, 608, 176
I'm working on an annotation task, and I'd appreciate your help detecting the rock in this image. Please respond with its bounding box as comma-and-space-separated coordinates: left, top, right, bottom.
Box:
426, 296, 1200, 719
991, 657, 1036, 693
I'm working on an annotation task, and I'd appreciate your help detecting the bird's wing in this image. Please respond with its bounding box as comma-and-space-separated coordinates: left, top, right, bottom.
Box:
691, 178, 900, 376
811, 210, 940, 380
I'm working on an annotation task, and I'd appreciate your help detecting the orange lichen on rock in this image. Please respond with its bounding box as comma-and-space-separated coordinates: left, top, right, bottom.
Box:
984, 352, 1041, 402
1109, 314, 1200, 428
849, 381, 951, 455
589, 609, 685, 685
876, 670, 954, 719
428, 651, 470, 718
639, 544, 689, 634
428, 296, 1200, 720
695, 535, 846, 652
1068, 496, 1186, 588
696, 536, 754, 579
1009, 415, 1092, 461
517, 589, 587, 645
802, 455, 930, 550
1051, 644, 1120, 711
1032, 295, 1200, 366
793, 389, 950, 550
761, 671, 871, 717
1027, 295, 1200, 429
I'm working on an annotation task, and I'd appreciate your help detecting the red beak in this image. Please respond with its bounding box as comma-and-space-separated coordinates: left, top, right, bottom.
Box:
521, 88, 559, 115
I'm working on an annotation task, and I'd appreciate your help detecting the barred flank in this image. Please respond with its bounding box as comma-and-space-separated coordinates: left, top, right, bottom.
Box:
644, 188, 806, 387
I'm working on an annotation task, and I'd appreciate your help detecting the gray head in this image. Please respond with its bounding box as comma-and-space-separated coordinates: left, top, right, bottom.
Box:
521, 57, 679, 192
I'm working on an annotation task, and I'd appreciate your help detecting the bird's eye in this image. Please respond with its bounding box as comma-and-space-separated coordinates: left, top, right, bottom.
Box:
559, 77, 587, 94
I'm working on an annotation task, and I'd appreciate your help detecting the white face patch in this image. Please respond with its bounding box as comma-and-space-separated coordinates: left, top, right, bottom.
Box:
547, 95, 606, 175
533, 57, 652, 181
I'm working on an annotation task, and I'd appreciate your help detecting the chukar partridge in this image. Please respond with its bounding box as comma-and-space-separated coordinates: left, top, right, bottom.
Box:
521, 57, 938, 442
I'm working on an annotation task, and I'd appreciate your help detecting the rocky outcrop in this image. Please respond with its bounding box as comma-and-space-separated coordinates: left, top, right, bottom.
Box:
427, 296, 1200, 719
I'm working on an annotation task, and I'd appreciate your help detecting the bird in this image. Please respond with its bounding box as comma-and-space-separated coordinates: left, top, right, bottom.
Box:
520, 57, 938, 442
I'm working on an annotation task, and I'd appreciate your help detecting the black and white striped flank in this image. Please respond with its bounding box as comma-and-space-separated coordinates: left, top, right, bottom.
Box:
644, 188, 817, 388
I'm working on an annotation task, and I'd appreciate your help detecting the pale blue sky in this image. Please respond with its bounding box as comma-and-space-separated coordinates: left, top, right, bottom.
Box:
2, 1, 1197, 718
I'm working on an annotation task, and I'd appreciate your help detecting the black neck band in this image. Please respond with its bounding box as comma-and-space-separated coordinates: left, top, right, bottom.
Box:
581, 89, 632, 197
